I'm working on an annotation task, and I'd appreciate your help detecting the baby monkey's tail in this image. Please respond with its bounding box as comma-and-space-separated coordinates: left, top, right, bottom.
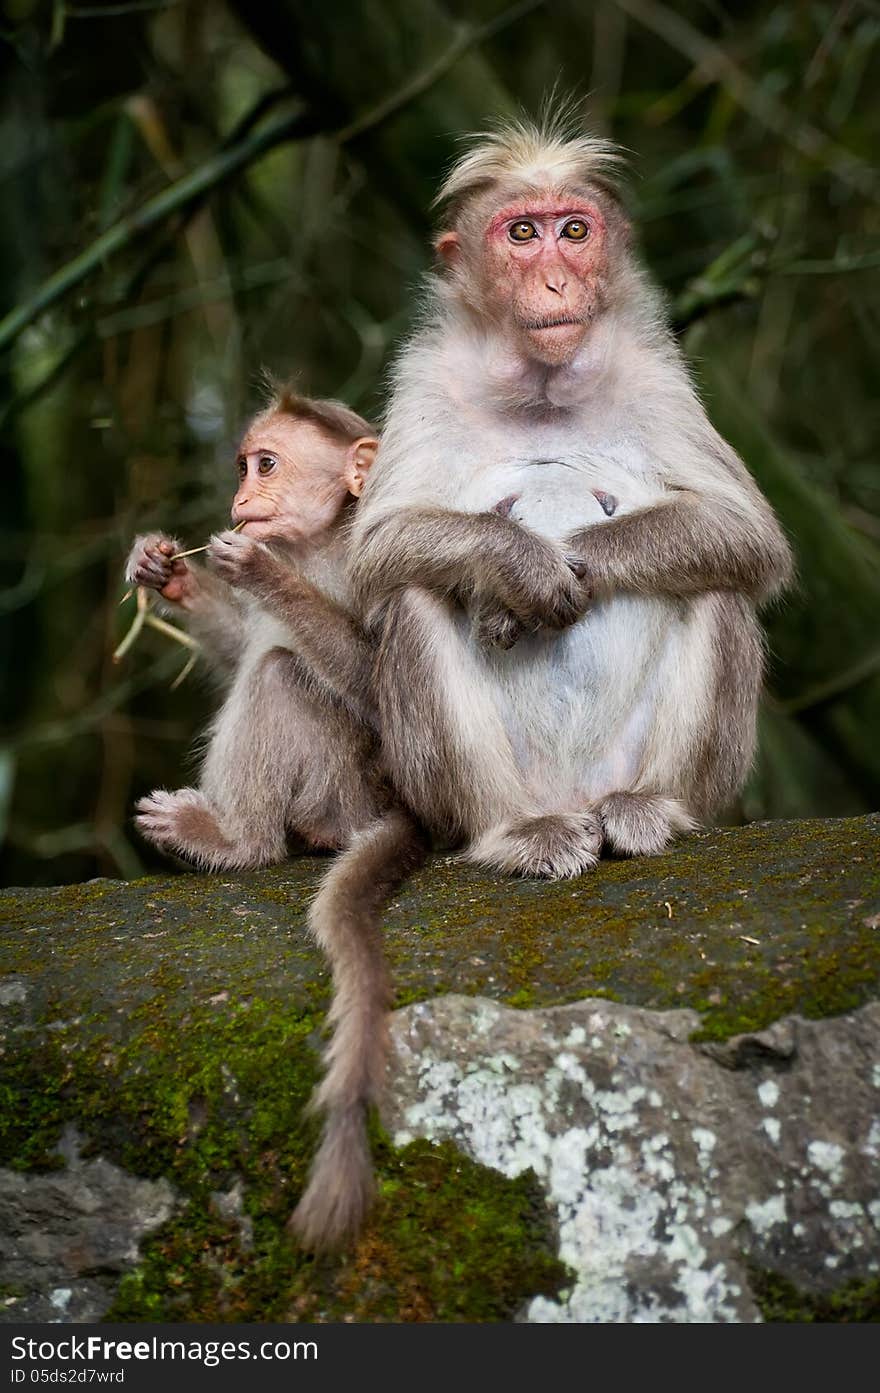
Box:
289, 807, 428, 1252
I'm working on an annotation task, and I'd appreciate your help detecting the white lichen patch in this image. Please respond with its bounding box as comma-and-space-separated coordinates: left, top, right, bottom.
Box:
807, 1139, 845, 1186
711, 1216, 734, 1238
386, 995, 880, 1325
640, 1134, 675, 1183
863, 1119, 880, 1158
829, 1200, 864, 1221
472, 1000, 502, 1037
746, 1194, 786, 1235
692, 1127, 717, 1157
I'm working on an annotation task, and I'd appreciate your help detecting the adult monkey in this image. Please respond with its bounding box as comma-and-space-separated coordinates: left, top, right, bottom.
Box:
349, 116, 793, 877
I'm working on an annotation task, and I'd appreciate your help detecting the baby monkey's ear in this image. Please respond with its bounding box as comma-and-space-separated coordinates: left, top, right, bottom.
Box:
343, 436, 379, 498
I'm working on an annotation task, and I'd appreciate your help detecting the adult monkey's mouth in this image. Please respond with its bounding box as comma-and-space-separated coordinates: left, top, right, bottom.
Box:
519, 314, 585, 331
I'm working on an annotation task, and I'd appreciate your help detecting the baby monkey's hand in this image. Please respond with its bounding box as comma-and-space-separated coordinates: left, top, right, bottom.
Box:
125, 533, 194, 605
207, 529, 279, 593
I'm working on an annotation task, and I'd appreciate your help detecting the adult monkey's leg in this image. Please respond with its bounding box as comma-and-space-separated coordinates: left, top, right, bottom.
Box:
376, 588, 603, 878
594, 594, 763, 857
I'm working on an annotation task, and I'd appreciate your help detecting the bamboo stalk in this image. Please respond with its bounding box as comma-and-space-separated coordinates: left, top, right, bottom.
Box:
0, 106, 312, 354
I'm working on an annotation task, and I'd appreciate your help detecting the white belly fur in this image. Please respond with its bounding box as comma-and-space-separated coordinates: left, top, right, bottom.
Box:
456, 461, 710, 807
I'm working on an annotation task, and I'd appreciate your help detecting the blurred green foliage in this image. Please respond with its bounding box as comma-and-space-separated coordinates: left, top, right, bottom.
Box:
0, 0, 878, 886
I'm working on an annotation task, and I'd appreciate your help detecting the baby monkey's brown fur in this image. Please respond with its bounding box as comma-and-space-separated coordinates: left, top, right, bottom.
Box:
125, 387, 427, 1251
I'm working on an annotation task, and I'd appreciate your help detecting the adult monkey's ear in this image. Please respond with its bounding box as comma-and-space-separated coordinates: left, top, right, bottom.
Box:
344, 436, 379, 497
434, 231, 461, 265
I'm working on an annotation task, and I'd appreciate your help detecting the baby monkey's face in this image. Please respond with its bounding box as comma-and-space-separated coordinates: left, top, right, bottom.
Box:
231, 411, 377, 544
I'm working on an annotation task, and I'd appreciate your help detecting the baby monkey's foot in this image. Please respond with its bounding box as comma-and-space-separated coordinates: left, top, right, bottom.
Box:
595, 791, 696, 858
135, 787, 264, 871
469, 811, 603, 880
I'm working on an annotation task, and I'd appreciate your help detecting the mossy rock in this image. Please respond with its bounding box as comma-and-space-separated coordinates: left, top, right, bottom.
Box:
1, 813, 878, 1321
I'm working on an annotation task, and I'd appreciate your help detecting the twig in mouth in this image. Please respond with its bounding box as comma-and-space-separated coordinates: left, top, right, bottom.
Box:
169, 518, 246, 561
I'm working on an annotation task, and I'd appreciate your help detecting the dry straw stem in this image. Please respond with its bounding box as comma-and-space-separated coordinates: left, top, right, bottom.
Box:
143, 613, 200, 649
114, 521, 246, 667
114, 590, 202, 688
170, 652, 199, 691
170, 518, 246, 561
112, 585, 149, 663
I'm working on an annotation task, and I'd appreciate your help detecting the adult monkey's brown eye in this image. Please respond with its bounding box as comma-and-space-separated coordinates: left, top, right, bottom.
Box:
561, 219, 589, 241
257, 455, 277, 476
509, 221, 538, 242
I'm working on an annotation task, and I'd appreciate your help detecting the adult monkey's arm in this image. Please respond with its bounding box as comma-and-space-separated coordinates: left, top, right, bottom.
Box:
352, 506, 592, 632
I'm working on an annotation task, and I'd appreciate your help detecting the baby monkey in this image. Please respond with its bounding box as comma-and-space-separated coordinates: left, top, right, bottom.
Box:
127, 387, 428, 1251
127, 386, 385, 871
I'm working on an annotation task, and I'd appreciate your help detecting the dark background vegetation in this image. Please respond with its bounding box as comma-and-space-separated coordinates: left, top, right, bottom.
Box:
1, 0, 877, 888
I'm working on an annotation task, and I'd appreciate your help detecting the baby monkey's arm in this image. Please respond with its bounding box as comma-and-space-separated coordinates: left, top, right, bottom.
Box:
208, 530, 376, 728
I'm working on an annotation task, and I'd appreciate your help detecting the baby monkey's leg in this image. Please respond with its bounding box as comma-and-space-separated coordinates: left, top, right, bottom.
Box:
136, 647, 365, 870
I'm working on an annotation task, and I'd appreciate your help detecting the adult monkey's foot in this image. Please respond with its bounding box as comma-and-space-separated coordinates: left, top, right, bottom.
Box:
468, 811, 603, 879
595, 791, 696, 857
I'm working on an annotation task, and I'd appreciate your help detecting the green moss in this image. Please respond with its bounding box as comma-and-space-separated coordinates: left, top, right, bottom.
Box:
107, 1139, 567, 1323
2, 813, 878, 1320
750, 1267, 880, 1322
0, 910, 567, 1320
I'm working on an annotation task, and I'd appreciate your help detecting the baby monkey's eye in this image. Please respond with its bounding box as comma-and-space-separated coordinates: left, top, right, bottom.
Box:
560, 219, 589, 241
257, 455, 277, 476
237, 457, 247, 479
508, 221, 538, 242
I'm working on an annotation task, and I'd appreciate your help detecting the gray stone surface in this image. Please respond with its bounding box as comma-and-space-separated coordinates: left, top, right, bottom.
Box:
1, 812, 878, 1321
388, 995, 880, 1322
0, 1128, 176, 1322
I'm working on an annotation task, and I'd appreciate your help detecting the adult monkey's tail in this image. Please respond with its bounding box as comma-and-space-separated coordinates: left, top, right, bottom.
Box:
289, 807, 428, 1251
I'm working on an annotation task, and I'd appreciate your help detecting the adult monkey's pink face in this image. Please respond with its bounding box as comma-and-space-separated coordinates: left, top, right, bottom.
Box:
437, 185, 611, 368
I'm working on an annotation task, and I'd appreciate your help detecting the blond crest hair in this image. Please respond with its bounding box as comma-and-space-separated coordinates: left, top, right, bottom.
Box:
435, 109, 625, 210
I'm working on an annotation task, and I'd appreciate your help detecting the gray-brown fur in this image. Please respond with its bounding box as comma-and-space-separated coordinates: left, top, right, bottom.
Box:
686, 593, 765, 820
374, 589, 485, 840
568, 489, 792, 604
348, 116, 793, 878
125, 391, 427, 1252
356, 508, 591, 633
127, 545, 382, 869
595, 792, 695, 858
210, 536, 378, 729
290, 808, 428, 1250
